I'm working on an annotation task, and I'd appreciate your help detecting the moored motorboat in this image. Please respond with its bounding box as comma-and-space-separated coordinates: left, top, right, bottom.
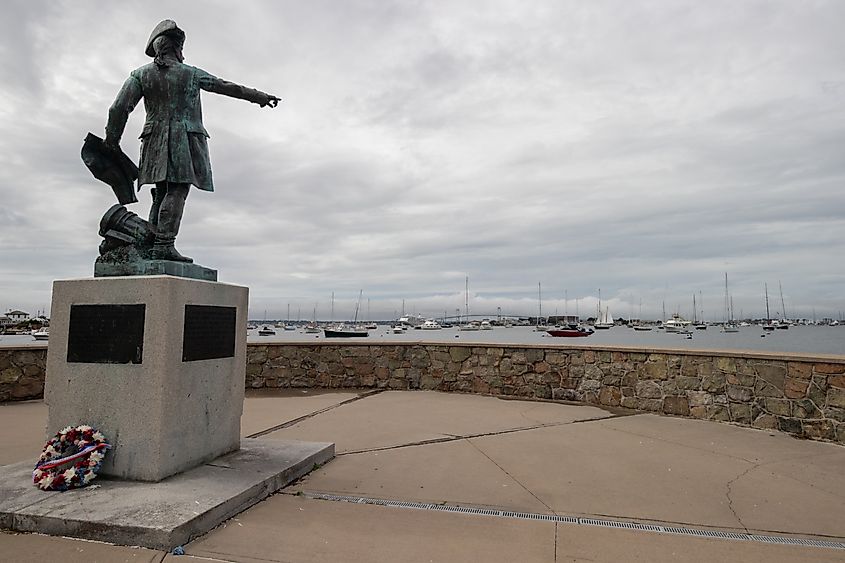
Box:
258, 325, 276, 336
32, 328, 49, 341
546, 325, 594, 338
664, 315, 691, 333
421, 319, 442, 330
304, 323, 320, 333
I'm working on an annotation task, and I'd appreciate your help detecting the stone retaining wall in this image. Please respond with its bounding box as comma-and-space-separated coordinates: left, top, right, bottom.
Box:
3, 343, 844, 445
244, 343, 845, 445
0, 346, 47, 401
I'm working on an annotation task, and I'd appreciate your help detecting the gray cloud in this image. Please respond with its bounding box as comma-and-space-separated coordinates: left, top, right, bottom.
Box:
1, 0, 843, 322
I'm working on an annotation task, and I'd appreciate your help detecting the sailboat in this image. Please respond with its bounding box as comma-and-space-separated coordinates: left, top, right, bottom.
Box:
631, 299, 652, 331
693, 292, 707, 330
776, 282, 789, 329
283, 304, 296, 330
722, 273, 739, 332
305, 305, 320, 333
594, 290, 613, 329
364, 298, 378, 330
595, 307, 614, 329
762, 283, 776, 331
258, 309, 276, 335
324, 291, 369, 338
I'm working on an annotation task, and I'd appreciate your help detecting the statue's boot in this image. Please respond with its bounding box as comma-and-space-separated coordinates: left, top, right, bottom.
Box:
151, 184, 193, 263
151, 238, 193, 262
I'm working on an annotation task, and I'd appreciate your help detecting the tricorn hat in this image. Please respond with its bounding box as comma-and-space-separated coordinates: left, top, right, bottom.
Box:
145, 19, 185, 57
81, 133, 139, 205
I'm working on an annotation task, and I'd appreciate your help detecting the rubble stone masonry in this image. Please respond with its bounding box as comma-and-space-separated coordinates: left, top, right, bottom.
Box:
3, 342, 844, 445
0, 346, 47, 401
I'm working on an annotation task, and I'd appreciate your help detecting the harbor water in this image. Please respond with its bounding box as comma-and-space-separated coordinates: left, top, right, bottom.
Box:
3, 325, 842, 356
247, 324, 845, 356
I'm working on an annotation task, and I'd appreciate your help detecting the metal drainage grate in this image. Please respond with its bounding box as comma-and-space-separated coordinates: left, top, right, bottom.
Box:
750, 535, 845, 550
301, 493, 844, 550
580, 518, 663, 532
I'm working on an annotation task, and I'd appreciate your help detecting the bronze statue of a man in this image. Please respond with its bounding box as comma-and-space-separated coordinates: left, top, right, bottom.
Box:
105, 19, 279, 262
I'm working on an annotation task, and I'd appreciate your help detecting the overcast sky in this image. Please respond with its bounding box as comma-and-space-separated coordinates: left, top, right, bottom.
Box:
1, 0, 843, 322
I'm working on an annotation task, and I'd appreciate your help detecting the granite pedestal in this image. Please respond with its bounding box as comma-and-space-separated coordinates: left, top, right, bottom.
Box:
44, 275, 248, 482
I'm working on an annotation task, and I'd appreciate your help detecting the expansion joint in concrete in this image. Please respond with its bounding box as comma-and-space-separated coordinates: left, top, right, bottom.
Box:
245, 389, 384, 438
299, 492, 845, 551
339, 413, 621, 456
463, 436, 555, 514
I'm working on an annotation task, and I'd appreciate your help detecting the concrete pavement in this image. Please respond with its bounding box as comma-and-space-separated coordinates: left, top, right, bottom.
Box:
2, 389, 844, 562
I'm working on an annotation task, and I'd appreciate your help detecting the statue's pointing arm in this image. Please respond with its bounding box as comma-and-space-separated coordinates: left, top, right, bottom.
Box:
105, 75, 143, 147
199, 71, 280, 108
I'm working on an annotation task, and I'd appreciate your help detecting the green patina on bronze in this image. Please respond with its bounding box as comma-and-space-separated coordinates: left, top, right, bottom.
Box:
85, 19, 280, 279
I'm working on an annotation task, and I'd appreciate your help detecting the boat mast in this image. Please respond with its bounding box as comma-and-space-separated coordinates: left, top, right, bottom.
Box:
597, 288, 601, 320
779, 281, 787, 321
692, 294, 697, 324
465, 276, 470, 323
353, 290, 363, 323
764, 283, 771, 322
538, 282, 542, 327
699, 291, 704, 323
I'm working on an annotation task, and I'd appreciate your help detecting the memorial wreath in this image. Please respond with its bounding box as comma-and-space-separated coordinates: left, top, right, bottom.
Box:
33, 425, 111, 491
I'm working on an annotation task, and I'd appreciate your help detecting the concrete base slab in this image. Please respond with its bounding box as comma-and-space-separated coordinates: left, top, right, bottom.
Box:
0, 438, 333, 550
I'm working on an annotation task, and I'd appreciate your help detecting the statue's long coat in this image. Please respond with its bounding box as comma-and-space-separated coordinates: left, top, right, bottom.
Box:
106, 62, 267, 191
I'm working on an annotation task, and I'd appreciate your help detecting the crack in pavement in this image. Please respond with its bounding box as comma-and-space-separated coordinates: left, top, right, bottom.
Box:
337, 413, 622, 456
725, 462, 758, 532
245, 389, 384, 438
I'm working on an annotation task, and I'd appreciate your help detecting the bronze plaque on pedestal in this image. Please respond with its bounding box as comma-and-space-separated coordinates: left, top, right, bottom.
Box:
182, 305, 236, 361
67, 304, 145, 364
